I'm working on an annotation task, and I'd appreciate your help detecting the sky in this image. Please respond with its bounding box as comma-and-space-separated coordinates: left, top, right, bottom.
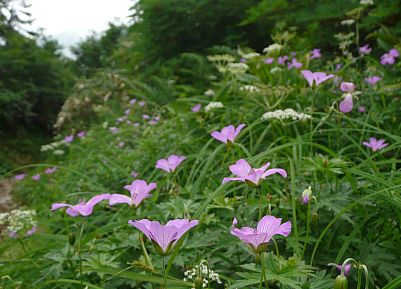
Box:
29, 0, 134, 57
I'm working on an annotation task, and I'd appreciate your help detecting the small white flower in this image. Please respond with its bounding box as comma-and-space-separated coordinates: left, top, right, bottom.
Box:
204, 89, 215, 96
205, 102, 224, 112
261, 108, 312, 121
227, 62, 249, 74
270, 67, 282, 74
341, 19, 355, 26
242, 52, 260, 59
240, 85, 260, 93
360, 0, 373, 5
263, 43, 283, 54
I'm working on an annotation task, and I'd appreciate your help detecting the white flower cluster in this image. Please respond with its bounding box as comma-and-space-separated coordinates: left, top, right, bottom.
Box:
40, 140, 64, 152
360, 0, 373, 5
205, 102, 224, 112
341, 19, 355, 26
263, 43, 283, 54
242, 52, 260, 59
226, 62, 249, 74
261, 108, 312, 121
207, 54, 235, 63
183, 263, 222, 289
204, 89, 215, 97
0, 209, 37, 238
240, 85, 260, 93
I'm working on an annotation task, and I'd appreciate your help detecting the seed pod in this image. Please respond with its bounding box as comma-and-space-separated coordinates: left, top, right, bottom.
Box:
68, 232, 76, 246
334, 275, 348, 289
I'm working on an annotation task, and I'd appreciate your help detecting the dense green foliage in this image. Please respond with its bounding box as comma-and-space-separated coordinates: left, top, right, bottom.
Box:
2, 0, 401, 289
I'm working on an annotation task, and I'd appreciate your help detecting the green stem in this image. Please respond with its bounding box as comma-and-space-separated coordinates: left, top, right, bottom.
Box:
139, 234, 154, 270
260, 252, 269, 289
18, 238, 39, 268
302, 201, 311, 257
77, 219, 85, 289
163, 256, 167, 289
357, 267, 362, 289
258, 187, 262, 220
271, 239, 281, 271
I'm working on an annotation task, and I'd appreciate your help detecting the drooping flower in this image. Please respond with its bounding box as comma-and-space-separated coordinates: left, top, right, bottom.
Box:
15, 173, 26, 181
301, 70, 334, 87
231, 215, 291, 252
191, 104, 202, 112
64, 135, 74, 143
362, 137, 388, 152
51, 194, 111, 217
211, 124, 246, 144
128, 219, 199, 255
359, 44, 371, 55
77, 131, 86, 139
340, 82, 355, 92
310, 48, 322, 59
334, 264, 351, 277
301, 186, 312, 204
109, 180, 156, 207
288, 58, 302, 69
156, 155, 186, 173
365, 76, 381, 85
339, 93, 353, 113
32, 174, 41, 181
222, 159, 287, 186
44, 167, 57, 174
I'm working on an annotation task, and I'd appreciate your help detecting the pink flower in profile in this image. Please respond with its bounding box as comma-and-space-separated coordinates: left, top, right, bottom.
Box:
340, 82, 355, 92
339, 93, 353, 113
156, 155, 186, 173
358, 106, 366, 113
288, 58, 303, 69
334, 264, 351, 277
263, 58, 274, 64
389, 48, 400, 58
359, 44, 372, 55
130, 98, 137, 105
231, 215, 291, 252
128, 219, 199, 255
139, 101, 146, 107
211, 124, 246, 144
45, 167, 57, 174
277, 55, 288, 65
222, 159, 287, 186
191, 104, 202, 112
32, 174, 41, 181
301, 70, 334, 87
51, 194, 111, 217
363, 137, 388, 152
109, 180, 156, 207
15, 173, 26, 181
64, 135, 74, 143
310, 48, 321, 59
365, 76, 381, 85
77, 131, 86, 139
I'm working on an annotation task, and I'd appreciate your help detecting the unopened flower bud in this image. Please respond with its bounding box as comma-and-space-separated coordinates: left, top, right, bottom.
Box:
334, 275, 348, 289
68, 232, 76, 246
311, 212, 319, 225
301, 186, 313, 204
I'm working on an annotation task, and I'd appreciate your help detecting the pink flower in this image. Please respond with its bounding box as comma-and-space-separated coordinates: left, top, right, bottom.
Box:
51, 194, 111, 217
380, 53, 395, 65
45, 167, 57, 174
117, 141, 125, 148
288, 58, 303, 69
124, 109, 131, 115
64, 135, 74, 143
335, 264, 351, 277
231, 215, 291, 252
335, 63, 342, 71
149, 120, 157, 125
15, 173, 26, 180
222, 159, 287, 186
310, 48, 321, 59
339, 93, 353, 113
191, 104, 202, 112
263, 58, 274, 64
26, 226, 37, 236
340, 82, 355, 92
139, 101, 146, 107
365, 76, 381, 85
363, 137, 388, 152
143, 114, 150, 120
32, 174, 41, 181
131, 171, 139, 178
211, 124, 246, 144
77, 131, 86, 139
277, 55, 288, 65
303, 195, 310, 204
109, 127, 119, 134
358, 106, 366, 113
130, 98, 137, 105
128, 219, 198, 255
301, 70, 334, 87
156, 155, 186, 173
389, 48, 399, 58
8, 231, 17, 238
109, 180, 156, 207
359, 44, 371, 55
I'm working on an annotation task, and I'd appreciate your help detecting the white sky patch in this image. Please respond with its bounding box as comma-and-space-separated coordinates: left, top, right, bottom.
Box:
29, 0, 134, 57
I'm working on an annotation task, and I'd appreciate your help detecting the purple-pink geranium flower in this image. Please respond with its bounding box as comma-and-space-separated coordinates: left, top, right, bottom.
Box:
222, 159, 287, 186
32, 174, 41, 181
77, 131, 86, 139
26, 226, 38, 236
130, 98, 137, 105
45, 167, 57, 174
109, 180, 156, 207
358, 106, 366, 113
139, 101, 146, 107
277, 55, 288, 65
211, 124, 246, 144
288, 58, 302, 69
191, 103, 202, 112
310, 48, 321, 59
301, 70, 334, 87
156, 155, 186, 173
380, 49, 399, 65
109, 127, 119, 134
340, 82, 355, 92
263, 58, 274, 64
339, 93, 353, 113
365, 76, 381, 85
51, 194, 110, 217
64, 135, 74, 143
15, 173, 26, 181
335, 264, 351, 277
359, 44, 371, 55
128, 219, 199, 255
363, 137, 389, 152
231, 215, 291, 252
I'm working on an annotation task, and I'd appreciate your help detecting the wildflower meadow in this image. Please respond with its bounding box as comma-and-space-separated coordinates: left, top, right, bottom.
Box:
1, 0, 401, 289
